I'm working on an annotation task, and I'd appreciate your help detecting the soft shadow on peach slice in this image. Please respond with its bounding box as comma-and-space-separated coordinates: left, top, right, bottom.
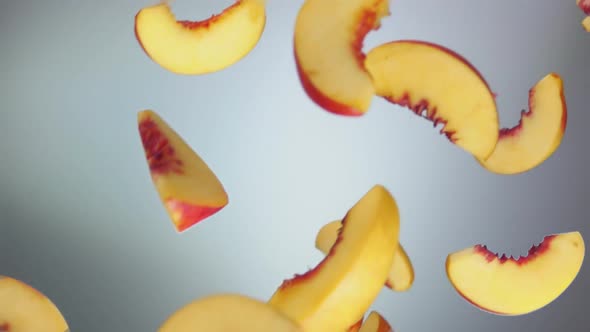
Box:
359, 311, 394, 332
446, 231, 585, 316
268, 185, 400, 332
476, 73, 567, 175
364, 40, 500, 160
134, 0, 266, 75
293, 0, 391, 116
316, 220, 414, 292
138, 110, 228, 232
0, 276, 69, 332
158, 294, 302, 332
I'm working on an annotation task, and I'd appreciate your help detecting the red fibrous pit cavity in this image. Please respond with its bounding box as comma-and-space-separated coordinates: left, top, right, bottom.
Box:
165, 199, 224, 232
0, 323, 10, 331
138, 118, 183, 175
474, 235, 556, 265
177, 1, 242, 30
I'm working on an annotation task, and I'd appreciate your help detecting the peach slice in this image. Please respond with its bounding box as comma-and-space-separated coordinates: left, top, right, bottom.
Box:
348, 318, 364, 332
0, 276, 69, 332
158, 293, 302, 332
138, 110, 228, 232
134, 0, 266, 75
316, 220, 414, 291
578, 0, 590, 14
446, 231, 585, 316
583, 16, 590, 31
364, 40, 500, 160
293, 0, 391, 116
476, 73, 567, 175
268, 185, 400, 332
359, 312, 394, 332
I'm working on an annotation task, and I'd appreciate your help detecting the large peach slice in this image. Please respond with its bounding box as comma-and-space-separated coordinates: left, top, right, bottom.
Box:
135, 0, 266, 75
364, 40, 500, 160
359, 312, 394, 332
316, 220, 414, 291
446, 231, 585, 316
158, 293, 301, 332
293, 0, 391, 116
0, 276, 69, 332
476, 73, 567, 174
138, 110, 228, 232
268, 185, 400, 332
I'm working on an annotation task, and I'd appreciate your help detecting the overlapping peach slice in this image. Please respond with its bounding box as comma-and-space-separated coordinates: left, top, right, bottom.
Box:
316, 220, 414, 291
158, 293, 302, 332
446, 231, 585, 316
364, 40, 500, 160
359, 312, 394, 332
135, 0, 266, 75
268, 185, 400, 332
0, 276, 69, 332
138, 110, 228, 232
293, 0, 391, 115
476, 73, 567, 174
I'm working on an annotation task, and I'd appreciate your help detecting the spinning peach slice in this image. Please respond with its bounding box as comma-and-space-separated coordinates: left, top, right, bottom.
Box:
477, 73, 567, 175
359, 312, 394, 332
364, 40, 500, 160
134, 0, 266, 75
293, 0, 391, 115
0, 276, 69, 332
316, 220, 414, 291
138, 110, 228, 232
158, 293, 301, 332
446, 231, 585, 316
268, 185, 400, 332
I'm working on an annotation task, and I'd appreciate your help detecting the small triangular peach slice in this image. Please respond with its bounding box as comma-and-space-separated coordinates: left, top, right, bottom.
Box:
359, 312, 394, 332
158, 293, 301, 332
135, 0, 266, 75
477, 73, 567, 174
0, 276, 69, 332
138, 110, 228, 232
446, 231, 585, 316
268, 185, 400, 332
316, 220, 414, 292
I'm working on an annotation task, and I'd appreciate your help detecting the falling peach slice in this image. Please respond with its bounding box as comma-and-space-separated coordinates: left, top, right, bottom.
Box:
583, 16, 590, 31
316, 220, 414, 291
446, 231, 585, 316
138, 110, 228, 232
359, 311, 394, 332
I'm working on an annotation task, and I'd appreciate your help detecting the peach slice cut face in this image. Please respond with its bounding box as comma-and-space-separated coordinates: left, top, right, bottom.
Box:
446, 231, 585, 316
138, 110, 228, 232
268, 185, 400, 332
477, 73, 567, 175
134, 0, 266, 75
293, 0, 391, 116
364, 40, 500, 160
316, 220, 414, 292
158, 293, 302, 332
359, 311, 394, 332
0, 276, 69, 332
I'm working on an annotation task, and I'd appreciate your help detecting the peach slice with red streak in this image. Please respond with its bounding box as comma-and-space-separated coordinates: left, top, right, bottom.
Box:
446, 231, 585, 316
359, 312, 394, 332
476, 73, 567, 175
158, 293, 302, 332
138, 110, 228, 232
0, 276, 69, 332
577, 0, 590, 31
268, 185, 400, 332
364, 40, 500, 160
293, 0, 391, 116
134, 0, 266, 75
316, 220, 414, 291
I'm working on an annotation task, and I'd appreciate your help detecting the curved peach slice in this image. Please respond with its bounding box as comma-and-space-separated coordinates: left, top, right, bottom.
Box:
268, 185, 400, 332
446, 231, 585, 316
477, 73, 567, 174
294, 0, 390, 116
138, 110, 228, 232
359, 312, 394, 332
364, 40, 499, 160
316, 220, 414, 291
134, 0, 266, 75
0, 276, 69, 332
158, 293, 301, 332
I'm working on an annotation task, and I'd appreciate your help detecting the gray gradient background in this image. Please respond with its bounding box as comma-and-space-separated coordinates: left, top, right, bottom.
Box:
0, 0, 589, 331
